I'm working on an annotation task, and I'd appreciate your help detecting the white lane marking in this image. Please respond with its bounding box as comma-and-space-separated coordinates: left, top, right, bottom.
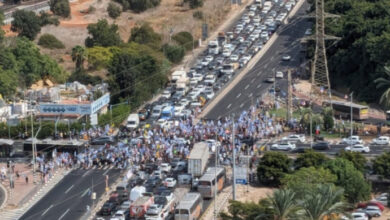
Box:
58, 209, 70, 220
227, 104, 232, 109
65, 185, 74, 194
257, 72, 261, 76
270, 56, 275, 61
240, 103, 244, 108
236, 93, 241, 98
248, 93, 253, 98
80, 188, 90, 198
82, 170, 91, 178
251, 78, 255, 83
272, 67, 276, 72
257, 84, 262, 89
264, 63, 269, 68
41, 205, 53, 216
102, 169, 110, 176
245, 85, 250, 90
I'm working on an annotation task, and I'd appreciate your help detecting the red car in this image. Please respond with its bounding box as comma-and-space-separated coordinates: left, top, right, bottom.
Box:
357, 201, 385, 211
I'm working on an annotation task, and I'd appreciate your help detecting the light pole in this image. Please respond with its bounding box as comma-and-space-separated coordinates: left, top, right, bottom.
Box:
214, 133, 218, 220
273, 71, 276, 109
350, 92, 353, 146
232, 114, 236, 200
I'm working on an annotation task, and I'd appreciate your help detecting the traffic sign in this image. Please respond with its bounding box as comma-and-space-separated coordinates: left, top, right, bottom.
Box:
236, 179, 247, 184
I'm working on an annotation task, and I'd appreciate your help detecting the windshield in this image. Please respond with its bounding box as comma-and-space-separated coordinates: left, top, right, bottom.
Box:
128, 121, 136, 125
153, 110, 160, 114
209, 45, 217, 48
175, 209, 189, 215
223, 65, 232, 70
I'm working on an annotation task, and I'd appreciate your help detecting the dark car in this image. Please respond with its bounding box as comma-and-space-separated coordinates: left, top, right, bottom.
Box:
240, 136, 256, 147
313, 141, 330, 150
146, 176, 161, 187
90, 136, 115, 145
100, 201, 117, 216
144, 163, 158, 174
144, 183, 155, 193
155, 186, 170, 196
138, 109, 150, 121
128, 177, 144, 188
291, 147, 307, 154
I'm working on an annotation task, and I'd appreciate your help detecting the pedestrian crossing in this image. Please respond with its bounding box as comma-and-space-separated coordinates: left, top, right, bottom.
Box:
74, 164, 125, 170
0, 169, 72, 220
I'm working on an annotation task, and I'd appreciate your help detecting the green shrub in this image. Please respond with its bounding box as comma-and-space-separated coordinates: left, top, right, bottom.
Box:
192, 10, 203, 19
172, 31, 194, 51
107, 2, 122, 19
163, 44, 185, 63
38, 34, 65, 49
49, 0, 71, 18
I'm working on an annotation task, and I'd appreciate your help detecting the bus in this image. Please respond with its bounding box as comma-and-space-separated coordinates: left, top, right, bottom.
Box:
174, 192, 203, 220
197, 167, 226, 199
323, 100, 369, 120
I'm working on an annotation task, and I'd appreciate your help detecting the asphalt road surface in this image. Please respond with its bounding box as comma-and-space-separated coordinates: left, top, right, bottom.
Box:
206, 1, 311, 120
20, 167, 122, 220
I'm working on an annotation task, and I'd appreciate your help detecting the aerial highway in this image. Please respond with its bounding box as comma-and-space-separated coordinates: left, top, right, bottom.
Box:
19, 167, 122, 220
205, 1, 311, 120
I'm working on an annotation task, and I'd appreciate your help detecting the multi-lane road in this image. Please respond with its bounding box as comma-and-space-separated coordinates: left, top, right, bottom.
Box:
206, 1, 311, 120
20, 167, 122, 220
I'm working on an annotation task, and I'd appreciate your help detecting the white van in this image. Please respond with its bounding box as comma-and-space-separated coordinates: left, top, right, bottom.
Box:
126, 114, 139, 129
130, 186, 146, 203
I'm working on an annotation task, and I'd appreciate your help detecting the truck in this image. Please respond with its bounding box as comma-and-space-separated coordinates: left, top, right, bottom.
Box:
217, 32, 227, 47
126, 114, 139, 129
130, 195, 154, 218
160, 106, 175, 120
188, 142, 210, 178
171, 70, 187, 84
221, 63, 239, 76
208, 40, 219, 55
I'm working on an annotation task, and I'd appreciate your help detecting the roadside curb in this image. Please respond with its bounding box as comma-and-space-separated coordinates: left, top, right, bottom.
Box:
197, 0, 306, 121
0, 183, 8, 211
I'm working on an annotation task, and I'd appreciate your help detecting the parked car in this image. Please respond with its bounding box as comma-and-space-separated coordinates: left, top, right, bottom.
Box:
360, 206, 382, 217
341, 136, 363, 145
282, 134, 306, 143
350, 212, 369, 220
345, 144, 370, 153
312, 141, 330, 150
271, 142, 296, 151
372, 136, 390, 145
163, 177, 177, 188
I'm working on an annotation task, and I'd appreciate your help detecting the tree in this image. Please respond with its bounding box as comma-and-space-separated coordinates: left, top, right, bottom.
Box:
373, 152, 390, 178
375, 66, 390, 108
38, 34, 65, 49
128, 0, 161, 13
129, 23, 161, 50
322, 107, 334, 131
107, 2, 122, 19
87, 46, 120, 70
0, 69, 18, 98
324, 158, 371, 203
299, 184, 350, 220
49, 0, 70, 17
11, 10, 41, 40
281, 167, 337, 197
299, 108, 323, 134
257, 152, 291, 186
337, 150, 367, 172
189, 0, 203, 9
162, 44, 185, 63
294, 150, 329, 169
71, 45, 87, 72
85, 19, 122, 47
0, 11, 5, 43
172, 31, 194, 51
268, 189, 297, 220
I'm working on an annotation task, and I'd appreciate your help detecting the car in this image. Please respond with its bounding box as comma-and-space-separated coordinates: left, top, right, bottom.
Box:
305, 28, 312, 35
161, 90, 171, 99
160, 163, 171, 173
357, 201, 385, 211
312, 141, 330, 150
361, 205, 382, 217
275, 71, 284, 79
350, 212, 369, 220
145, 204, 163, 217
291, 147, 307, 154
201, 59, 210, 66
374, 195, 388, 206
372, 136, 390, 145
156, 119, 168, 128
259, 24, 267, 31
90, 136, 115, 145
341, 136, 363, 145
100, 202, 117, 216
110, 210, 126, 220
205, 55, 214, 62
163, 177, 177, 188
265, 76, 275, 83
282, 134, 306, 143
204, 74, 217, 84
271, 142, 296, 151
253, 15, 261, 23
260, 32, 269, 40
230, 54, 239, 62
282, 55, 291, 61
205, 90, 215, 100
345, 144, 370, 153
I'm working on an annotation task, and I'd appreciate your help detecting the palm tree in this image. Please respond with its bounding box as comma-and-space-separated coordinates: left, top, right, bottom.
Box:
267, 189, 297, 220
375, 65, 390, 108
71, 45, 87, 72
299, 184, 350, 220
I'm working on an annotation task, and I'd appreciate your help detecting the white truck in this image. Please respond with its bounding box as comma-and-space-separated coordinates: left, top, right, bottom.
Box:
188, 142, 210, 178
208, 40, 219, 55
171, 70, 187, 83
126, 114, 139, 129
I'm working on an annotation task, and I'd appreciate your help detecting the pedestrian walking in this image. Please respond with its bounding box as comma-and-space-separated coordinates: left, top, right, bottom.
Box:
25, 175, 28, 184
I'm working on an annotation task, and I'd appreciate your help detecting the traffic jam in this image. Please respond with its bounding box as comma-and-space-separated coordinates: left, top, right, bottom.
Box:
94, 0, 298, 219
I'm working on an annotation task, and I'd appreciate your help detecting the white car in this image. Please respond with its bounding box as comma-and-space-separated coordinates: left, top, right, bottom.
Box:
205, 55, 214, 62
156, 119, 168, 128
110, 210, 126, 220
230, 54, 239, 62
119, 200, 131, 210
192, 73, 204, 82
261, 32, 269, 40
282, 55, 291, 61
223, 49, 232, 57
163, 177, 177, 188
361, 206, 382, 217
253, 16, 261, 23
345, 144, 370, 153
201, 59, 210, 66
160, 163, 171, 173
205, 90, 215, 100
282, 134, 306, 143
276, 71, 284, 79
350, 212, 369, 220
341, 136, 363, 145
204, 74, 216, 84
161, 90, 171, 99
372, 136, 390, 145
374, 195, 388, 206
271, 142, 296, 151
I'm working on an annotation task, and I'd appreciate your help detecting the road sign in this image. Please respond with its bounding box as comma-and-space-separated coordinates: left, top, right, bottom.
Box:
236, 179, 247, 184
90, 113, 98, 125
235, 166, 247, 185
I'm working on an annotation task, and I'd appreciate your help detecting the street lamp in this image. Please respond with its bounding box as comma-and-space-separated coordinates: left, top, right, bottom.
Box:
350, 92, 353, 148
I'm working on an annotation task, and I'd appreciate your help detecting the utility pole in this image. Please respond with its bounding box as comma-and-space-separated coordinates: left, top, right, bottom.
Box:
214, 133, 218, 220
31, 112, 36, 184
350, 92, 353, 140
232, 114, 236, 200
273, 70, 276, 109
287, 69, 292, 122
